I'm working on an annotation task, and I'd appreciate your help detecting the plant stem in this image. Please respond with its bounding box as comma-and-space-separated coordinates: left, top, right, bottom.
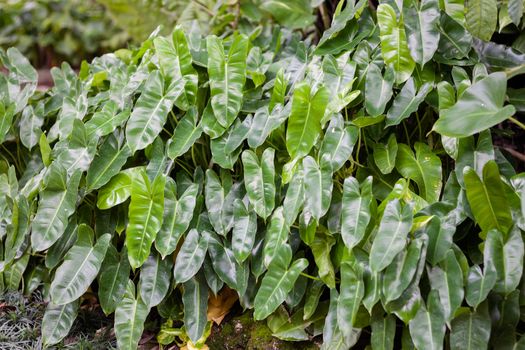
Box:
510, 117, 525, 130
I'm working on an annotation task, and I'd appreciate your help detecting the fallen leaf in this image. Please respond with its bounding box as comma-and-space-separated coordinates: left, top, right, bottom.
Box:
207, 286, 238, 325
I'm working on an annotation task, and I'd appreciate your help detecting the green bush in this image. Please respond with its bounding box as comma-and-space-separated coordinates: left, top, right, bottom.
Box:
1, 0, 525, 349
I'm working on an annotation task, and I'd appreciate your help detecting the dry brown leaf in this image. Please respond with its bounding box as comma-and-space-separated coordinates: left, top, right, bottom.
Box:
206, 286, 238, 325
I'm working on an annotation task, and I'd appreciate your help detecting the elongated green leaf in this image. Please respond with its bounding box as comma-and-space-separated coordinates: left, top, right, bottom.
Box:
319, 114, 358, 172
19, 104, 43, 150
465, 264, 496, 308
174, 229, 208, 283
466, 0, 497, 41
50, 229, 111, 305
427, 249, 464, 321
86, 132, 131, 191
263, 206, 289, 266
115, 280, 150, 350
340, 176, 372, 249
126, 171, 165, 268
155, 179, 198, 258
433, 73, 515, 137
337, 262, 364, 332
31, 164, 81, 252
464, 161, 513, 235
99, 245, 130, 315
204, 170, 239, 236
248, 104, 289, 149
182, 273, 209, 344
232, 199, 257, 264
282, 170, 304, 226
404, 0, 440, 65
383, 238, 424, 302
409, 290, 446, 350
42, 299, 79, 346
370, 199, 413, 273
303, 156, 333, 221
206, 232, 243, 291
242, 148, 276, 220
167, 107, 202, 159
139, 252, 172, 307
207, 34, 248, 128
395, 142, 442, 203
371, 313, 396, 350
385, 78, 432, 127
450, 304, 491, 350
377, 4, 416, 83
311, 232, 336, 288
365, 63, 394, 117
437, 13, 473, 60
286, 83, 329, 160
86, 101, 130, 138
96, 168, 141, 210
154, 27, 198, 110
125, 71, 175, 153
4, 253, 29, 290
485, 227, 524, 294
373, 134, 398, 174
254, 244, 308, 320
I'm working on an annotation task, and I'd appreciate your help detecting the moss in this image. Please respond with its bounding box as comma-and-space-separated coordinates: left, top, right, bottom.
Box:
207, 311, 319, 350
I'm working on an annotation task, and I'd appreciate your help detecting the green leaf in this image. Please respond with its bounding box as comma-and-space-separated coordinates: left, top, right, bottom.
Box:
254, 244, 308, 320
232, 199, 257, 264
373, 134, 398, 174
96, 168, 141, 210
404, 0, 440, 65
395, 142, 442, 203
4, 253, 29, 290
0, 102, 15, 144
463, 161, 513, 235
385, 78, 433, 127
248, 104, 289, 149
204, 170, 239, 236
50, 229, 111, 305
167, 107, 202, 159
371, 313, 396, 350
242, 148, 276, 220
126, 171, 165, 268
303, 280, 325, 320
286, 83, 329, 160
86, 101, 130, 138
433, 72, 515, 137
340, 176, 373, 249
115, 280, 150, 350
207, 34, 248, 128
154, 27, 198, 110
311, 232, 336, 288
125, 71, 175, 153
377, 4, 416, 83
365, 63, 394, 117
42, 300, 79, 346
370, 199, 413, 273
282, 171, 305, 226
174, 229, 208, 283
466, 0, 497, 41
427, 250, 464, 322
99, 245, 130, 315
465, 264, 496, 308
86, 132, 131, 191
485, 227, 524, 294
19, 104, 43, 150
260, 0, 315, 29
182, 273, 209, 343
263, 206, 289, 266
450, 304, 491, 350
409, 290, 446, 350
383, 238, 424, 302
206, 232, 243, 291
139, 252, 173, 307
155, 178, 198, 258
437, 13, 473, 60
31, 164, 81, 252
319, 114, 358, 172
303, 156, 333, 221
337, 262, 364, 332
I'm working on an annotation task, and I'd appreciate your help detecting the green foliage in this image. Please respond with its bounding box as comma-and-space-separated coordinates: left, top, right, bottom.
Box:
1, 0, 525, 348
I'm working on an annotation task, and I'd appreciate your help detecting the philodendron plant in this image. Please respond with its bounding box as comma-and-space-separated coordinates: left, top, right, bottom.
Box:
1, 0, 525, 349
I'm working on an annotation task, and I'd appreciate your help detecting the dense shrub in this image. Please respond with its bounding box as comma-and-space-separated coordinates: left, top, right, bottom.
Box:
1, 0, 525, 349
